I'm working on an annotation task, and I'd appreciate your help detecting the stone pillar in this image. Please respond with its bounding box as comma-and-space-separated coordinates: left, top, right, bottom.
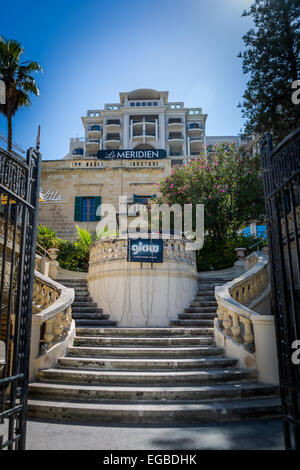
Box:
123, 113, 129, 148
48, 248, 59, 279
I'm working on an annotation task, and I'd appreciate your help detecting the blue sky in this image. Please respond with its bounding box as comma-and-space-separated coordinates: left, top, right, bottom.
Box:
0, 0, 254, 160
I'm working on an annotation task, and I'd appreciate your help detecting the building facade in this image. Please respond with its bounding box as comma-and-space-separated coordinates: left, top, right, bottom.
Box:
38, 88, 242, 240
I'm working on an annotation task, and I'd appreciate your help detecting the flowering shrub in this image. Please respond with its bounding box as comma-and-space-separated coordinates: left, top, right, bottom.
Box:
158, 143, 265, 240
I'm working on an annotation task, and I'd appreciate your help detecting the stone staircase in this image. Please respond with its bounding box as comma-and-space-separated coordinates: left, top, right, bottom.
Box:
28, 279, 281, 424
56, 279, 117, 328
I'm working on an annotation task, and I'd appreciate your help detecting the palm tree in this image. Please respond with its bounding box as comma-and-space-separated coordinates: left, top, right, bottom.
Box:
0, 36, 42, 153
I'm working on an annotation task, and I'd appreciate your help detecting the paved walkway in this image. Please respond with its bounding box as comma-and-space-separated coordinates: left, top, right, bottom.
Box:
26, 418, 284, 450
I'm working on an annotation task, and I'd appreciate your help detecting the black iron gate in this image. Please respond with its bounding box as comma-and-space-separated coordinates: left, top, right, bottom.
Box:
260, 128, 300, 450
0, 144, 41, 450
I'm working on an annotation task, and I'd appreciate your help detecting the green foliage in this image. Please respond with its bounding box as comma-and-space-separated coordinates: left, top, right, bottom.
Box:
0, 36, 42, 151
76, 225, 93, 247
239, 0, 300, 143
37, 225, 59, 252
158, 143, 265, 240
97, 225, 118, 239
37, 225, 89, 272
57, 239, 89, 272
196, 234, 263, 271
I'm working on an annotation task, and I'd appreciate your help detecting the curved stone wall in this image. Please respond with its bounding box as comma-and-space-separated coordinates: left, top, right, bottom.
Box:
88, 238, 198, 327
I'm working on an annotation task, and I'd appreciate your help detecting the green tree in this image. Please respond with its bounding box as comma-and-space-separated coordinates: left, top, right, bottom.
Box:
239, 0, 300, 144
158, 143, 265, 241
0, 37, 42, 152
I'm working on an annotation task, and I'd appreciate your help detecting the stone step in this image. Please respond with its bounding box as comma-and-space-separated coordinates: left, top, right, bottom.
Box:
75, 327, 215, 337
72, 313, 109, 320
179, 313, 217, 320
56, 279, 87, 286
197, 290, 215, 296
68, 345, 224, 359
27, 397, 281, 424
72, 307, 103, 313
57, 356, 238, 371
38, 367, 256, 385
74, 320, 117, 327
194, 295, 216, 301
74, 296, 93, 302
73, 288, 89, 294
72, 301, 98, 307
74, 335, 215, 347
28, 382, 279, 403
170, 320, 214, 327
185, 307, 217, 313
190, 301, 218, 307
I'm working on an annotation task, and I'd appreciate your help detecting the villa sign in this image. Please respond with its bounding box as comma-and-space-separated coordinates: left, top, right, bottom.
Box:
127, 238, 164, 263
97, 149, 166, 160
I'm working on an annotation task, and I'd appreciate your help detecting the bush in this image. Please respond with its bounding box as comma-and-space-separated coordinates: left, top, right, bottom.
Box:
37, 225, 90, 272
37, 225, 59, 252
196, 234, 263, 271
57, 239, 89, 272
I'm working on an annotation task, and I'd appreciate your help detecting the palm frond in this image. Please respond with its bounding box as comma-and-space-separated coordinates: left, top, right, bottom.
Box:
76, 225, 93, 247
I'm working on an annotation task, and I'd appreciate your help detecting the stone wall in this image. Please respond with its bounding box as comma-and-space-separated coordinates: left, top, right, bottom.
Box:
39, 159, 171, 239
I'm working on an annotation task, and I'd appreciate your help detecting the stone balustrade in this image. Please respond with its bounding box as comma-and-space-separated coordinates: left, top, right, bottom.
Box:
88, 237, 198, 327
90, 237, 196, 266
214, 251, 278, 384
215, 252, 269, 353
30, 271, 75, 379
0, 214, 21, 252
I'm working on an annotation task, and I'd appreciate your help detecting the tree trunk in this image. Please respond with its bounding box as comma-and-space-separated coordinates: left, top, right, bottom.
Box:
7, 105, 12, 153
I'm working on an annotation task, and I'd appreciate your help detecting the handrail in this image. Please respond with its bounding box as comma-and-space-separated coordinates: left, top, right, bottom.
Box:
32, 271, 74, 353
215, 251, 269, 352
249, 237, 266, 250
36, 242, 51, 258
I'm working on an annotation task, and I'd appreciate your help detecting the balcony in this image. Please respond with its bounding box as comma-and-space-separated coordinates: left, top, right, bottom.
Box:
106, 133, 120, 141
87, 124, 102, 138
132, 129, 156, 141
190, 136, 203, 142
132, 117, 156, 126
168, 132, 184, 141
86, 139, 101, 151
105, 119, 121, 131
188, 123, 203, 134
72, 147, 84, 156
105, 134, 121, 149
168, 118, 183, 130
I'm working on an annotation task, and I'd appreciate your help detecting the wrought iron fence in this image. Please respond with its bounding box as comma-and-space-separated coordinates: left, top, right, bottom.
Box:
0, 145, 41, 450
260, 128, 300, 450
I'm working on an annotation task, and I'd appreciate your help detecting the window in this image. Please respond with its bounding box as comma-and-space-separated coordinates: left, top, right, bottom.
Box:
130, 102, 135, 107
133, 194, 156, 204
153, 102, 158, 106
74, 196, 101, 222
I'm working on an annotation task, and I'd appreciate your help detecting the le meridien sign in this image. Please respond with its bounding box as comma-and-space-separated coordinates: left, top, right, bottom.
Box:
97, 149, 166, 160
127, 238, 164, 263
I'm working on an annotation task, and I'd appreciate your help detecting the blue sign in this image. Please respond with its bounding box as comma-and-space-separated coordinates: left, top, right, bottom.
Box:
127, 238, 164, 263
98, 149, 166, 160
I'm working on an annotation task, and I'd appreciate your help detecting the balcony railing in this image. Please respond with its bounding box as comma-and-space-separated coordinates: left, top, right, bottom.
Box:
168, 133, 183, 140
72, 148, 84, 156
106, 120, 120, 126
133, 131, 156, 137
88, 125, 101, 132
168, 118, 182, 125
86, 139, 100, 144
106, 134, 120, 141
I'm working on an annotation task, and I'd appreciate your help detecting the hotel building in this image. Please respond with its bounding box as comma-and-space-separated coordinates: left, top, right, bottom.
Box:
38, 88, 242, 239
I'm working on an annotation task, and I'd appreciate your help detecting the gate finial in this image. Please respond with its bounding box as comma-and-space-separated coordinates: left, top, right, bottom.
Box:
36, 125, 40, 151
